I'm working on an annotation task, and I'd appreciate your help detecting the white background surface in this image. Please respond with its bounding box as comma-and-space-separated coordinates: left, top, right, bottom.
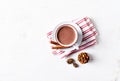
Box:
0, 0, 120, 81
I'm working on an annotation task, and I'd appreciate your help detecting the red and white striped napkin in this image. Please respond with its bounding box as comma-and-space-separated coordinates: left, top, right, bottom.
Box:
47, 17, 97, 58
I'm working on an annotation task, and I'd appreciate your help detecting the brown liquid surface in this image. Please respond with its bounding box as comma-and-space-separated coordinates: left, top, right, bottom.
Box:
57, 26, 76, 45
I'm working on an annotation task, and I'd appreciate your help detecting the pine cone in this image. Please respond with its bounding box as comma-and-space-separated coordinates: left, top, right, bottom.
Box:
78, 52, 89, 64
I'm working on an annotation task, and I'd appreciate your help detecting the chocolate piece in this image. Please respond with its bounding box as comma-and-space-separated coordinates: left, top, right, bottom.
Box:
78, 52, 89, 64
73, 63, 79, 68
67, 58, 75, 64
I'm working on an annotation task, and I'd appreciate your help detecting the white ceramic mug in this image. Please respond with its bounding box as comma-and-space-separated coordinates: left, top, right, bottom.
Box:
54, 22, 78, 47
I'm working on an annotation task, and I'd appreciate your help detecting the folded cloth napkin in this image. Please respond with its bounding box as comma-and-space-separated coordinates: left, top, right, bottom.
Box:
47, 17, 98, 58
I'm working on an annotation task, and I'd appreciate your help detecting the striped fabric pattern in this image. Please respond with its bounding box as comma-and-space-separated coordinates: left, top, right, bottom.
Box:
47, 17, 97, 58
